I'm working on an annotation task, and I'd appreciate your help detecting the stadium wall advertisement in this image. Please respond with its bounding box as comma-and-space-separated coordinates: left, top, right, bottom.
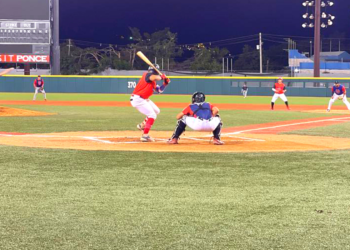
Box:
1, 75, 349, 97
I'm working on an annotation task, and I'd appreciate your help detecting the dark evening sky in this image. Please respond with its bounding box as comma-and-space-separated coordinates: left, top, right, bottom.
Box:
60, 0, 350, 45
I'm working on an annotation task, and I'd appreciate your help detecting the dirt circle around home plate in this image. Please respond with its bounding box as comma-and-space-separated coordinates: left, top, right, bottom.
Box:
1, 129, 350, 153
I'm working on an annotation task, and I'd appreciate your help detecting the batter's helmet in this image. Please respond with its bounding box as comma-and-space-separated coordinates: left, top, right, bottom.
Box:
148, 64, 160, 74
192, 92, 205, 104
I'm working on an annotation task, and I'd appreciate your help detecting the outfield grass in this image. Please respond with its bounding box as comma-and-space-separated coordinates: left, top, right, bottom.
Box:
1, 94, 350, 249
1, 146, 350, 249
0, 92, 342, 106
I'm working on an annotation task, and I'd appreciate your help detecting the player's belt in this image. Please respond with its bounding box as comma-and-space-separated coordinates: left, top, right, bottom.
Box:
130, 94, 143, 101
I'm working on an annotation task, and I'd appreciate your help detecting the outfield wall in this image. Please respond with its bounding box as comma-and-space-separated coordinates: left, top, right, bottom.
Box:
1, 75, 350, 97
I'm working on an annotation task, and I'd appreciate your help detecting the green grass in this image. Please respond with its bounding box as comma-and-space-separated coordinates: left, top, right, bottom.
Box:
0, 92, 342, 106
285, 122, 350, 138
1, 147, 350, 249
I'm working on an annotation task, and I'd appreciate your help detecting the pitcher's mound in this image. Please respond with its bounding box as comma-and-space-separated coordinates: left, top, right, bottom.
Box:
0, 106, 54, 117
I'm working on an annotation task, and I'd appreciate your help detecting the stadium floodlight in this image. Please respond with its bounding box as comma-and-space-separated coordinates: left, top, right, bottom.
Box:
309, 23, 314, 28
308, 1, 314, 6
321, 1, 326, 7
321, 23, 327, 28
302, 1, 309, 6
329, 15, 335, 20
321, 12, 327, 18
302, 23, 308, 28
328, 19, 333, 25
309, 14, 315, 19
327, 1, 334, 6
303, 13, 309, 18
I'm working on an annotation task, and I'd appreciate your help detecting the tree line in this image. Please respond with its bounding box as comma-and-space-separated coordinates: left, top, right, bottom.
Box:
60, 28, 289, 75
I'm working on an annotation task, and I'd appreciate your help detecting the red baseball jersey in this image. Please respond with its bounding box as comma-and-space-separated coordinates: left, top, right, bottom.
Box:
133, 73, 156, 99
274, 82, 285, 94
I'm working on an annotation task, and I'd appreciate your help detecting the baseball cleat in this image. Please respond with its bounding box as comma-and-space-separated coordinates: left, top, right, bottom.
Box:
167, 138, 179, 144
140, 134, 155, 142
213, 138, 224, 145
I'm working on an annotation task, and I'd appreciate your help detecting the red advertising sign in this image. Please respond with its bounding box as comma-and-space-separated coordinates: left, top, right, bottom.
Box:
0, 55, 50, 63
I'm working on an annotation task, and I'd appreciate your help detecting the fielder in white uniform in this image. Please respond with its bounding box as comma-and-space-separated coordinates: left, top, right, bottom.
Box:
167, 92, 224, 145
241, 84, 248, 98
327, 81, 350, 112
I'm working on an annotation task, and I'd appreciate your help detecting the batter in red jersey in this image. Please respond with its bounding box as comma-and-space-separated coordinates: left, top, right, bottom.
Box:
130, 64, 170, 142
271, 77, 290, 110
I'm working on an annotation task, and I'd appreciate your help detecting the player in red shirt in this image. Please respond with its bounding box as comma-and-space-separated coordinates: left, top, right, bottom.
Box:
130, 64, 170, 142
271, 77, 290, 110
33, 75, 47, 101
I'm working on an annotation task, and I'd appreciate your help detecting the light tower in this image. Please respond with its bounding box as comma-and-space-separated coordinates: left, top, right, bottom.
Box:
302, 1, 335, 77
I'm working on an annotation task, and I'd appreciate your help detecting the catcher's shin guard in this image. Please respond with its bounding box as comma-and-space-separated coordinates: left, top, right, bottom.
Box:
171, 120, 186, 139
213, 121, 223, 140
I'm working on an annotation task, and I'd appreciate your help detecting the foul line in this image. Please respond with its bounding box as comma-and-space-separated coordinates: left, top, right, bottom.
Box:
223, 116, 350, 135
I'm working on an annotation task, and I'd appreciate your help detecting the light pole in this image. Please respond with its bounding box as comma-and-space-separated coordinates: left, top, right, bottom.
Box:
302, 1, 335, 77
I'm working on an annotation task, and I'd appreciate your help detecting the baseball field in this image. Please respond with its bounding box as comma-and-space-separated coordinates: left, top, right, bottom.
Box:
1, 92, 350, 249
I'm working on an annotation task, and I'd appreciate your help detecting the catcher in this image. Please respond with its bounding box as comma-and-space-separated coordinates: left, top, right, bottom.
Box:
167, 92, 224, 145
327, 81, 350, 112
33, 75, 47, 101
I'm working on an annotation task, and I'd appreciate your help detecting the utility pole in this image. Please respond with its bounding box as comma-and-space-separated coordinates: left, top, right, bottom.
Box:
313, 0, 321, 77
52, 0, 60, 75
67, 39, 72, 56
259, 33, 263, 74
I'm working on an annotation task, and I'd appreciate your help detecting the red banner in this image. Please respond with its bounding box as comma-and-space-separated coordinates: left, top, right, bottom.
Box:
0, 55, 50, 63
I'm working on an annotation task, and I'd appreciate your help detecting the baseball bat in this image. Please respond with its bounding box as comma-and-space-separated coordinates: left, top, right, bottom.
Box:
136, 51, 163, 76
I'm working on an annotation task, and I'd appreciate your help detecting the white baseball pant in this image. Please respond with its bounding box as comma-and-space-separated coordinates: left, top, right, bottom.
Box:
328, 94, 350, 110
271, 93, 288, 103
130, 95, 160, 119
33, 87, 46, 100
183, 116, 221, 131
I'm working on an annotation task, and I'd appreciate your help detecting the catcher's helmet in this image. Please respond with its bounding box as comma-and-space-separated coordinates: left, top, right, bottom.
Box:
192, 92, 206, 104
148, 64, 160, 75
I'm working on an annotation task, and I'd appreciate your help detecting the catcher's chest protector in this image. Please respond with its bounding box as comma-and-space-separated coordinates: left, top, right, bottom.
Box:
190, 103, 212, 120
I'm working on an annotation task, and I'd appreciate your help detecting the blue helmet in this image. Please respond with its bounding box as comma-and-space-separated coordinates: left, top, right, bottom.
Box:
148, 64, 160, 75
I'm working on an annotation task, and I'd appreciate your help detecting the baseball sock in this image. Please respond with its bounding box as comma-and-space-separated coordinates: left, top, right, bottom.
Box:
213, 122, 222, 140
285, 101, 289, 108
171, 120, 186, 139
143, 118, 155, 134
271, 102, 275, 109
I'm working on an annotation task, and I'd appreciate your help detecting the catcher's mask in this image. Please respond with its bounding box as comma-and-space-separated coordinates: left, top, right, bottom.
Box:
192, 92, 206, 104
148, 64, 160, 75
